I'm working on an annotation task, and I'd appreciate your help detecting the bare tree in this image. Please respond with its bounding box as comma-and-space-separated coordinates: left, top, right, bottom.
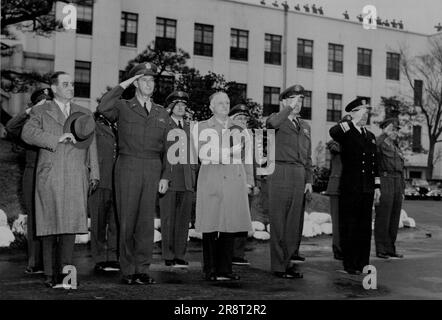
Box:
399, 37, 442, 179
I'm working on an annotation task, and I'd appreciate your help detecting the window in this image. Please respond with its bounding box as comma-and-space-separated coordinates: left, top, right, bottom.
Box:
300, 91, 312, 120
386, 52, 400, 80
327, 93, 342, 122
357, 48, 372, 76
119, 70, 125, 83
414, 80, 423, 106
230, 28, 248, 61
230, 83, 247, 103
194, 23, 213, 57
155, 75, 175, 104
156, 17, 177, 52
328, 43, 343, 73
409, 171, 422, 179
76, 0, 93, 35
265, 34, 282, 65
121, 12, 138, 47
263, 86, 280, 116
74, 61, 91, 98
357, 96, 372, 125
297, 39, 313, 69
412, 125, 422, 152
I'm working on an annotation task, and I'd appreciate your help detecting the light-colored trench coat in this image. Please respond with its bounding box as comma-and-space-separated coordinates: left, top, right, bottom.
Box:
21, 101, 99, 236
191, 116, 254, 233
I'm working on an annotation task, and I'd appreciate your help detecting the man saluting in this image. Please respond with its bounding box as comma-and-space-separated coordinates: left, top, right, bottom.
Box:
329, 97, 381, 275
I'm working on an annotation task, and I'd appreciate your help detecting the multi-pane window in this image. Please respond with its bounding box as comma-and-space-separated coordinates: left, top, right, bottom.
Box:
74, 61, 91, 98
231, 83, 247, 102
386, 52, 400, 80
230, 29, 248, 61
297, 39, 313, 69
357, 48, 372, 76
120, 12, 138, 47
263, 86, 280, 116
156, 17, 177, 52
414, 80, 423, 106
76, 0, 93, 35
412, 125, 422, 152
300, 91, 312, 120
327, 93, 342, 122
357, 96, 372, 125
194, 23, 213, 57
264, 34, 282, 65
328, 43, 343, 73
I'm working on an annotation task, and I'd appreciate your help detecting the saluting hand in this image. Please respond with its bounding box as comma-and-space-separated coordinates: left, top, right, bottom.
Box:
120, 74, 143, 89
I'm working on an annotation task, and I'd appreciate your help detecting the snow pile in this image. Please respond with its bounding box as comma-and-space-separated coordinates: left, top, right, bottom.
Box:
251, 220, 270, 240
75, 232, 90, 244
302, 212, 332, 238
399, 209, 416, 228
12, 214, 27, 235
154, 229, 162, 243
0, 209, 15, 247
188, 228, 202, 240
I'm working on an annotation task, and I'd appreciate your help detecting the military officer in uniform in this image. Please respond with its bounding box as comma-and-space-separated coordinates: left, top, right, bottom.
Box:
375, 118, 405, 259
228, 104, 260, 266
97, 63, 172, 285
329, 97, 381, 275
5, 88, 53, 274
266, 84, 312, 279
88, 111, 119, 272
160, 90, 197, 268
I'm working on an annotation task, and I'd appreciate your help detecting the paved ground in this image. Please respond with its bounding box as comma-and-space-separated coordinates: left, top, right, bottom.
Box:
1, 200, 441, 300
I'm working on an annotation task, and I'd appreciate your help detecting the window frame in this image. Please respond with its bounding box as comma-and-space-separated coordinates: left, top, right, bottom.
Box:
120, 12, 138, 47
155, 17, 177, 52
230, 28, 249, 61
194, 23, 214, 57
357, 47, 372, 77
297, 38, 313, 69
327, 93, 342, 122
264, 33, 282, 65
386, 52, 400, 80
74, 60, 91, 98
263, 86, 281, 116
328, 43, 343, 73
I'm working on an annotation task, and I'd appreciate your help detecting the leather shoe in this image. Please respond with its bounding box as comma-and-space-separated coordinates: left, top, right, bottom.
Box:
376, 253, 390, 259
165, 260, 175, 266
345, 269, 361, 275
121, 274, 135, 285
44, 275, 55, 288
286, 267, 304, 278
134, 273, 156, 285
290, 254, 306, 262
218, 273, 240, 280
389, 253, 404, 259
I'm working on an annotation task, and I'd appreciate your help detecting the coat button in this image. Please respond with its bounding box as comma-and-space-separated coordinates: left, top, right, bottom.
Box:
362, 170, 365, 173
362, 161, 365, 164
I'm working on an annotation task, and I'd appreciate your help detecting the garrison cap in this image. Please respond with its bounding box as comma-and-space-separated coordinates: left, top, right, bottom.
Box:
229, 104, 250, 117
279, 84, 305, 101
128, 62, 158, 78
379, 117, 400, 130
345, 97, 369, 112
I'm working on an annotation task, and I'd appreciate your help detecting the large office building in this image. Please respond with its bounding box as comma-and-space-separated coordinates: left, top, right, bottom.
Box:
2, 0, 441, 178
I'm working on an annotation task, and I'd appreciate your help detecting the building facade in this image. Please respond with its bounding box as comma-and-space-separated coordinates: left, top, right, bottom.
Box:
2, 0, 441, 178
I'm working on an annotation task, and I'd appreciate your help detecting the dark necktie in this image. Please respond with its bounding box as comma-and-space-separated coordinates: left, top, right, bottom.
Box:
292, 118, 299, 130
178, 120, 183, 129
361, 126, 366, 137
144, 102, 149, 117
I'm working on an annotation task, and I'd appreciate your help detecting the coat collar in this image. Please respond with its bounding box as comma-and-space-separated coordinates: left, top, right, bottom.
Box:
47, 100, 79, 125
129, 96, 161, 119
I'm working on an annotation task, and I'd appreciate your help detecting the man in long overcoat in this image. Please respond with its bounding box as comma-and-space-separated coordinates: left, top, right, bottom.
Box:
192, 92, 254, 281
22, 71, 99, 287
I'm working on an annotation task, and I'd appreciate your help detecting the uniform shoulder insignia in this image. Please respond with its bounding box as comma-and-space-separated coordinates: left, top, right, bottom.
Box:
339, 122, 350, 132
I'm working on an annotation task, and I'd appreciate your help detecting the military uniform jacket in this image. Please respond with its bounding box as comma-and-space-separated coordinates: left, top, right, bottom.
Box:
166, 119, 197, 192
376, 133, 405, 191
97, 85, 172, 181
266, 106, 313, 183
95, 117, 117, 190
5, 111, 39, 168
329, 121, 379, 194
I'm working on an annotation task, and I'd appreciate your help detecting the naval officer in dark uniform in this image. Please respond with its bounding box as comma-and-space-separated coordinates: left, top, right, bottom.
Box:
160, 90, 197, 268
88, 111, 119, 272
375, 118, 405, 259
97, 62, 172, 285
266, 84, 312, 279
329, 97, 381, 275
